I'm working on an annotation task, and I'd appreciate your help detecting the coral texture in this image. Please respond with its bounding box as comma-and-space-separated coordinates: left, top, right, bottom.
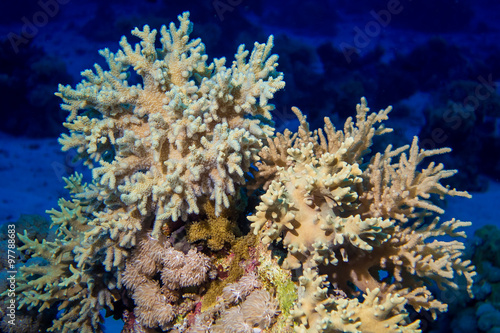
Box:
8, 11, 477, 333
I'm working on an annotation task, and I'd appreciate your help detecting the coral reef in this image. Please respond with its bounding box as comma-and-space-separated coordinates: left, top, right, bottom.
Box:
8, 11, 477, 333
0, 214, 51, 271
291, 268, 421, 333
0, 216, 53, 333
212, 288, 279, 332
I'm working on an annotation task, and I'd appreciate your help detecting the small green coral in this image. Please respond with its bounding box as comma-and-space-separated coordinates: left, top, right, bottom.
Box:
201, 233, 257, 311
187, 201, 240, 250
256, 242, 297, 332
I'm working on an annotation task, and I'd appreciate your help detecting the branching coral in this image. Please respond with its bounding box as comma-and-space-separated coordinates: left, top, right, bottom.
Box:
250, 98, 475, 331
291, 268, 422, 333
249, 101, 396, 270
13, 174, 119, 333
56, 11, 285, 247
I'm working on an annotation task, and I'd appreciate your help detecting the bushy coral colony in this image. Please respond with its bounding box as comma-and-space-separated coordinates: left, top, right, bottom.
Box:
8, 12, 476, 333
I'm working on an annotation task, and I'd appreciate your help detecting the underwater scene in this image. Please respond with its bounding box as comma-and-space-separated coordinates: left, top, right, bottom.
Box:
0, 0, 499, 332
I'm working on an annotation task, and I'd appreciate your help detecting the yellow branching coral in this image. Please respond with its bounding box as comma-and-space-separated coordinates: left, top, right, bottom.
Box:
56, 11, 284, 242
291, 268, 422, 333
249, 101, 395, 270
250, 98, 475, 331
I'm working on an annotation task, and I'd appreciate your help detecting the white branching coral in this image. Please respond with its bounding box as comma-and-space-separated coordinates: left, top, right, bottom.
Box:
56, 11, 285, 243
